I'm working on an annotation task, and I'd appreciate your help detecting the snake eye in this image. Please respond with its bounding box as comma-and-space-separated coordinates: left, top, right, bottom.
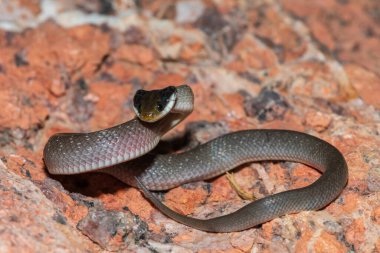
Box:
156, 103, 164, 112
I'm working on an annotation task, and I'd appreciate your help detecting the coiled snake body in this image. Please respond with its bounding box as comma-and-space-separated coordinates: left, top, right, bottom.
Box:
44, 85, 348, 232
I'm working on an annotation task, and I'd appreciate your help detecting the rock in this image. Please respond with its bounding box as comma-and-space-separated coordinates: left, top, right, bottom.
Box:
244, 87, 289, 122
345, 64, 380, 110
175, 0, 205, 24
280, 0, 380, 76
0, 0, 379, 252
0, 160, 100, 252
304, 109, 332, 132
77, 207, 148, 251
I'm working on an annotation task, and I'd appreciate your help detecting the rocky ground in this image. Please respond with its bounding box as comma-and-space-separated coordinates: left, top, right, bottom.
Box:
0, 0, 379, 252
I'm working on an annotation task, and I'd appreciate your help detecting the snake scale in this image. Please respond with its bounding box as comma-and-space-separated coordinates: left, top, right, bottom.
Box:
44, 85, 348, 232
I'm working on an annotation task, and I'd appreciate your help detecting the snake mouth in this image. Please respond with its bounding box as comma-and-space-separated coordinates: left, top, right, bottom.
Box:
133, 86, 177, 123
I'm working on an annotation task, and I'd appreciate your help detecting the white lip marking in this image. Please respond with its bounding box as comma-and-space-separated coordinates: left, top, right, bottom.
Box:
134, 92, 177, 122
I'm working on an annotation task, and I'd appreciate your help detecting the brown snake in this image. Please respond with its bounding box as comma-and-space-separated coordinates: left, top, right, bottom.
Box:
44, 85, 348, 232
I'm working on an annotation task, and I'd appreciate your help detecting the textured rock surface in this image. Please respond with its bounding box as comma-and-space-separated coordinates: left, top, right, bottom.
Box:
0, 0, 379, 252
0, 160, 100, 252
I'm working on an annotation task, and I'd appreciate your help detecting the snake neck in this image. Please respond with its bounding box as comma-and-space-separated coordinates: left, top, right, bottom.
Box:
155, 111, 192, 135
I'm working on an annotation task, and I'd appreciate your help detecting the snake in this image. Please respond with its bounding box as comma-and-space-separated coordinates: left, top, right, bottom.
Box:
43, 85, 348, 233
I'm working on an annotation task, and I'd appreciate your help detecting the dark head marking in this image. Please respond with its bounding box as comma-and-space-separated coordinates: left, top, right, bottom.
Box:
132, 86, 177, 122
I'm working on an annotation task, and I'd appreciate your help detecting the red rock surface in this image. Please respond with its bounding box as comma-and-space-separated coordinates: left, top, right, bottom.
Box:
0, 0, 379, 252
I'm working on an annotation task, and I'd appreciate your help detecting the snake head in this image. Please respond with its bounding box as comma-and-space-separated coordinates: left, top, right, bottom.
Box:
133, 86, 177, 122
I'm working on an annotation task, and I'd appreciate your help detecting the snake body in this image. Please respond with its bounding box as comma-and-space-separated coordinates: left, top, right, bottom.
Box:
44, 85, 348, 232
